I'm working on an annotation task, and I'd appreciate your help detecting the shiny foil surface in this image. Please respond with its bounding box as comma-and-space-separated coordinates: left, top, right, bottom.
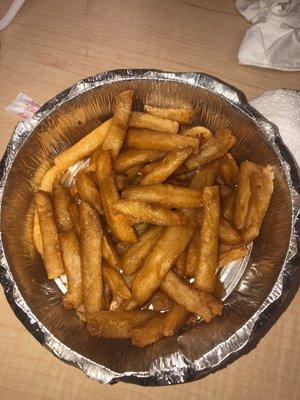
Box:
0, 70, 299, 386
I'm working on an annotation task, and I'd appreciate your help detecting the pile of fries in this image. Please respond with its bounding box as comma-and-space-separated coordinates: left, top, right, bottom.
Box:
33, 90, 274, 347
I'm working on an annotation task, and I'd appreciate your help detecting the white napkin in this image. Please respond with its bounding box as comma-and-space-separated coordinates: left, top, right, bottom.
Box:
250, 89, 300, 163
236, 0, 300, 71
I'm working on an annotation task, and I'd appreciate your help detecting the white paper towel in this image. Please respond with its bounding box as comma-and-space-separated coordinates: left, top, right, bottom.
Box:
236, 0, 300, 71
250, 89, 300, 164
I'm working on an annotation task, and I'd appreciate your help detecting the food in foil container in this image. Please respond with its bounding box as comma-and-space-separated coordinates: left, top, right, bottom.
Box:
33, 90, 274, 347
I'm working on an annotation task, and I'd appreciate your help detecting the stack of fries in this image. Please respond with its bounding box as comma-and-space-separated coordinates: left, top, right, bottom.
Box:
33, 90, 274, 347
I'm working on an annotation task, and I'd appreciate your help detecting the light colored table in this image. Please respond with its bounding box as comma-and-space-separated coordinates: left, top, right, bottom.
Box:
0, 1, 299, 399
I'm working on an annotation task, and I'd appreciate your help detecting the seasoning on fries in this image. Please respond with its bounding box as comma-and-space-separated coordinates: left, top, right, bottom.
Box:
144, 105, 192, 124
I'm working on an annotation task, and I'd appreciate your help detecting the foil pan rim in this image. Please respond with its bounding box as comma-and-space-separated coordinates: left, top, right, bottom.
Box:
0, 69, 299, 385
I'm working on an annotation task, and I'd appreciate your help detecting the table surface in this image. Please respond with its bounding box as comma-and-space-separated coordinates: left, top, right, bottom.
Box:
0, 1, 299, 399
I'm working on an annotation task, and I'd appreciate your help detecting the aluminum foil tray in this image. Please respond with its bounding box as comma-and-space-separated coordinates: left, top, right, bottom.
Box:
0, 70, 299, 386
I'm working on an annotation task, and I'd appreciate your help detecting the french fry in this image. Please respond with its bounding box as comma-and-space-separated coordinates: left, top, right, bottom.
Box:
69, 202, 81, 237
126, 165, 141, 182
103, 261, 131, 300
140, 147, 194, 185
144, 105, 192, 124
115, 174, 128, 190
33, 211, 43, 255
146, 290, 173, 312
174, 250, 187, 277
163, 303, 190, 337
222, 190, 236, 222
34, 191, 65, 279
126, 128, 199, 152
161, 271, 223, 321
242, 165, 274, 243
129, 111, 179, 133
195, 186, 220, 293
102, 231, 122, 270
183, 126, 213, 141
218, 153, 239, 186
132, 224, 195, 305
88, 310, 157, 338
114, 149, 165, 173
139, 160, 161, 175
54, 119, 112, 170
39, 165, 61, 192
122, 225, 163, 275
185, 227, 199, 277
189, 163, 218, 190
233, 161, 258, 230
219, 216, 242, 245
59, 229, 83, 310
122, 184, 202, 208
129, 313, 165, 347
218, 246, 249, 267
185, 129, 236, 172
52, 182, 73, 232
79, 202, 104, 324
113, 199, 187, 226
76, 170, 103, 215
96, 150, 137, 242
101, 90, 133, 159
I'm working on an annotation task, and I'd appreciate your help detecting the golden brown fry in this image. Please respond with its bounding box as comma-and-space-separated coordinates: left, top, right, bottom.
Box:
122, 184, 202, 208
130, 313, 165, 347
218, 153, 239, 186
113, 199, 187, 226
219, 216, 242, 245
101, 90, 133, 159
76, 170, 103, 215
79, 202, 104, 324
185, 227, 199, 277
195, 186, 220, 293
139, 160, 161, 175
60, 229, 83, 310
103, 261, 131, 300
102, 231, 122, 270
189, 163, 218, 190
69, 202, 80, 237
174, 250, 187, 278
140, 147, 194, 185
34, 191, 65, 279
52, 182, 73, 231
115, 174, 128, 190
96, 150, 137, 242
233, 161, 258, 230
144, 104, 192, 124
161, 271, 222, 321
185, 129, 236, 171
218, 246, 249, 267
54, 119, 112, 170
132, 224, 195, 305
126, 165, 141, 182
222, 190, 236, 222
33, 211, 43, 255
129, 111, 179, 133
88, 310, 157, 338
126, 128, 199, 152
146, 290, 173, 312
242, 165, 274, 243
39, 165, 61, 192
114, 149, 165, 173
183, 126, 213, 141
122, 225, 163, 275
163, 303, 190, 337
